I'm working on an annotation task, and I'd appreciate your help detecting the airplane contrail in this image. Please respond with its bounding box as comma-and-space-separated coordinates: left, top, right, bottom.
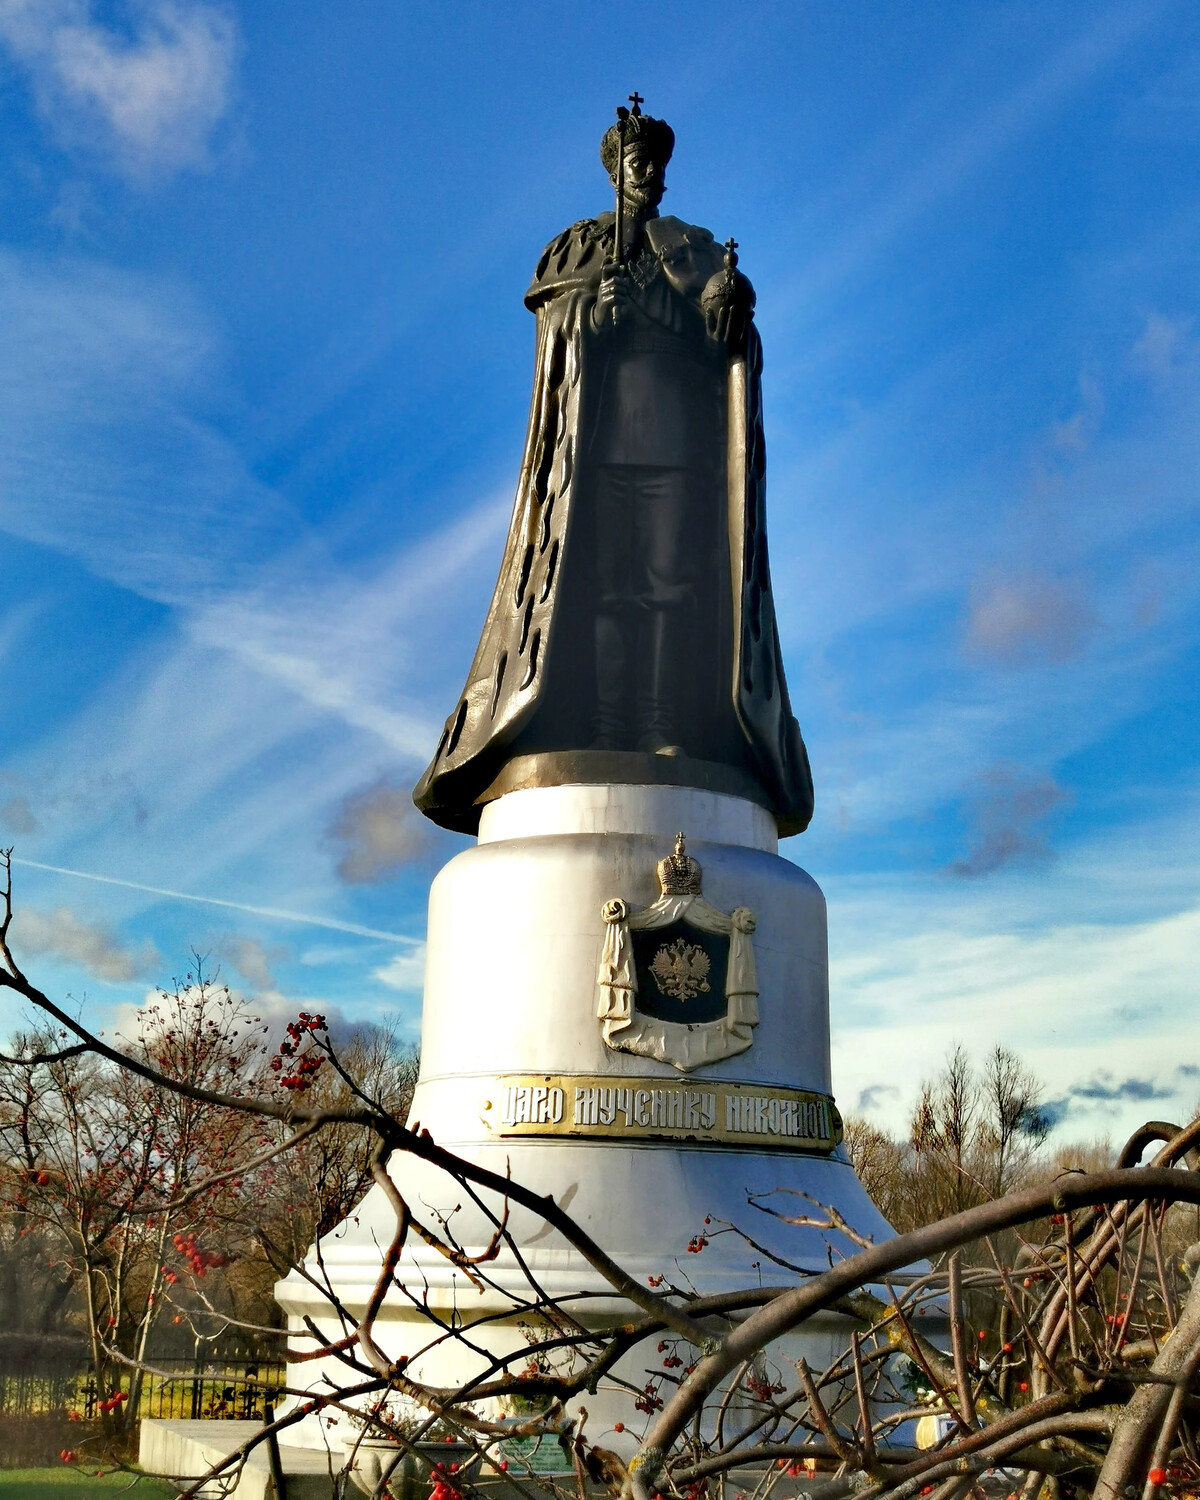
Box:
10, 858, 416, 945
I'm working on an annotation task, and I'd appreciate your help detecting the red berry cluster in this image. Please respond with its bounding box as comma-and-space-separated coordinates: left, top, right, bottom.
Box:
270, 1014, 327, 1091
686, 1234, 709, 1254
746, 1373, 785, 1401
172, 1232, 228, 1276
428, 1463, 462, 1500
634, 1381, 663, 1414
97, 1390, 128, 1413
59, 1450, 77, 1464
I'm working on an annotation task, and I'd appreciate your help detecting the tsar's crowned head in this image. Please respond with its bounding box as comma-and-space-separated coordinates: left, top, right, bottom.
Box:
600, 99, 674, 217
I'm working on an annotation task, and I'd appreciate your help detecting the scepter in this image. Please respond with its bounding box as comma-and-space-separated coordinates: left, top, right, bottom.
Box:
613, 108, 628, 268
610, 92, 643, 321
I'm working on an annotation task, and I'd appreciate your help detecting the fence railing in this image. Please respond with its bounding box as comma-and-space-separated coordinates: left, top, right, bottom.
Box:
0, 1356, 288, 1422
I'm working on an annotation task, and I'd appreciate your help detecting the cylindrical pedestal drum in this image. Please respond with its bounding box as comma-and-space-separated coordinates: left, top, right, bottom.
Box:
274, 781, 893, 1452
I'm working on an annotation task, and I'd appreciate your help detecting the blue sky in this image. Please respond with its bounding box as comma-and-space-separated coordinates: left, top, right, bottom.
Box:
1, 0, 1198, 1148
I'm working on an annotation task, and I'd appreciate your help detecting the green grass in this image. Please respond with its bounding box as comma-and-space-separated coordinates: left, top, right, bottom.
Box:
0, 1473, 175, 1500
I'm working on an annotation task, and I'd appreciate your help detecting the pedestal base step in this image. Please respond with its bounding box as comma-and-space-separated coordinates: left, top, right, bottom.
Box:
139, 1419, 336, 1500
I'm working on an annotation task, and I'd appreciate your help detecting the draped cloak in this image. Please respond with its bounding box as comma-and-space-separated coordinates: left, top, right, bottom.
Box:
412, 212, 814, 837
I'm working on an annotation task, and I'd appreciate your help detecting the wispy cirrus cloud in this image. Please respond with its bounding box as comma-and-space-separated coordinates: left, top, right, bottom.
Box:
0, 246, 495, 779
0, 0, 237, 178
11, 855, 416, 943
0, 249, 297, 604
771, 2, 1156, 329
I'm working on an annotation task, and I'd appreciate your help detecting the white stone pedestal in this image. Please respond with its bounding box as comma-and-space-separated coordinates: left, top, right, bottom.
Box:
273, 782, 892, 1454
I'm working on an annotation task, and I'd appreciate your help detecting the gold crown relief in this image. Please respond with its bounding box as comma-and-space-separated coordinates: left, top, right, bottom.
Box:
657, 832, 702, 896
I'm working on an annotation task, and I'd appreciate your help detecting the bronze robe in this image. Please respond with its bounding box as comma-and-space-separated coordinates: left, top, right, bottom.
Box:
413, 213, 814, 837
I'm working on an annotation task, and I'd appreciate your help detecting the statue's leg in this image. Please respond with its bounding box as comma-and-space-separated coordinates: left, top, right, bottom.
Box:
636, 468, 694, 756
591, 467, 632, 750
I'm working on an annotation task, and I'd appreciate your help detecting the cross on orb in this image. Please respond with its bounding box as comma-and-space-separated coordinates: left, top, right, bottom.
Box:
628, 91, 644, 114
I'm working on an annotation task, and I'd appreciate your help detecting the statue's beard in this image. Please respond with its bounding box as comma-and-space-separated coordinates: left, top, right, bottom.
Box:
621, 181, 663, 215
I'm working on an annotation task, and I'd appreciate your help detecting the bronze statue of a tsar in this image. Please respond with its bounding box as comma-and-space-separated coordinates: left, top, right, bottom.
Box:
414, 100, 814, 837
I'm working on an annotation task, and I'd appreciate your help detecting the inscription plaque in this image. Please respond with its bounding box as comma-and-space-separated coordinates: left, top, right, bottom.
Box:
478, 1073, 842, 1154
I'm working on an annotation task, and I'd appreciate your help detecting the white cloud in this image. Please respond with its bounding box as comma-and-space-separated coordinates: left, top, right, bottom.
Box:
833, 902, 1200, 1146
0, 0, 237, 178
825, 786, 1200, 1146
10, 904, 159, 982
373, 944, 427, 994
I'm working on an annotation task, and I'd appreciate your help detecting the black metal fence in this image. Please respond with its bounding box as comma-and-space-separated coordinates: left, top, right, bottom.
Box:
0, 1357, 287, 1421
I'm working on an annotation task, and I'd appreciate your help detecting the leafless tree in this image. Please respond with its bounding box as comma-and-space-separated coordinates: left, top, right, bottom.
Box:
848, 1044, 1052, 1235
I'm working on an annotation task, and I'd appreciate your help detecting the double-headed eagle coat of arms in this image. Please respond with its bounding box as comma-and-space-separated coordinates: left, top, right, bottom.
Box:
596, 834, 759, 1072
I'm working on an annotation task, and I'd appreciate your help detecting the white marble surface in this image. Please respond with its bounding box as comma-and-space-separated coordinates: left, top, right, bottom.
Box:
478, 781, 778, 852
275, 785, 891, 1452
416, 828, 829, 1099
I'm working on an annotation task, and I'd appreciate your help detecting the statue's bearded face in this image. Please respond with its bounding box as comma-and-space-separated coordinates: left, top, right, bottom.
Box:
614, 144, 666, 212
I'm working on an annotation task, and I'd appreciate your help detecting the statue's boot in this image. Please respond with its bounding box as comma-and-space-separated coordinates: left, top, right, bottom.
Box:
636, 608, 685, 757
589, 613, 628, 751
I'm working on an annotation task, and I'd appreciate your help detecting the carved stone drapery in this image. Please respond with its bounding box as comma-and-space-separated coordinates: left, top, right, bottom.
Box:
597, 889, 758, 1072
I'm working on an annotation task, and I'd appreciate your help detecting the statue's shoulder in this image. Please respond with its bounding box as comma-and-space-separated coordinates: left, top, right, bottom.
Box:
646, 216, 725, 294
526, 215, 613, 308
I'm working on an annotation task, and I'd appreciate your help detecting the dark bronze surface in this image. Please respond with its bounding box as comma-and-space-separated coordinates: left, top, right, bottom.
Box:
414, 102, 814, 837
